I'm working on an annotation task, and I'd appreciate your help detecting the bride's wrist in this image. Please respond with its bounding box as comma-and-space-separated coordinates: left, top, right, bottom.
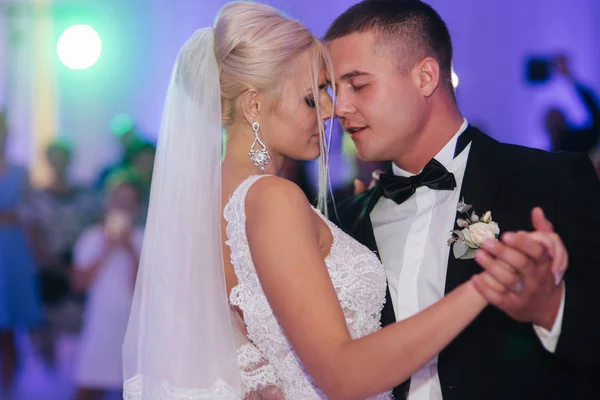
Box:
466, 276, 490, 308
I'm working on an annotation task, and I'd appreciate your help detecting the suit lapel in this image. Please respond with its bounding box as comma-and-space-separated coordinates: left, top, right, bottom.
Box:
445, 127, 503, 294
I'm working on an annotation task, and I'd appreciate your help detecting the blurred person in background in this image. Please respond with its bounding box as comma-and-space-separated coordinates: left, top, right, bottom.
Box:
95, 115, 152, 192
23, 140, 100, 367
0, 111, 41, 396
128, 141, 155, 198
71, 177, 143, 400
106, 141, 156, 222
543, 56, 600, 154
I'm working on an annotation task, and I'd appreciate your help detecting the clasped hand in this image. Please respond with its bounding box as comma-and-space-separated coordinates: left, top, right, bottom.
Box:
471, 208, 567, 330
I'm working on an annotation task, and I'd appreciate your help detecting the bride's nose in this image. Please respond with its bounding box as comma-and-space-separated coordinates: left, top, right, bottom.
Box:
320, 92, 334, 122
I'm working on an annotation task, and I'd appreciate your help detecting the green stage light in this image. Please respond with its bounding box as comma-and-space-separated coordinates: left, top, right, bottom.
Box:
57, 25, 102, 70
110, 114, 135, 136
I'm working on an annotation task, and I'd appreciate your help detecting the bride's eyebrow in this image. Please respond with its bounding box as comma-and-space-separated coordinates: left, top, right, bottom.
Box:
302, 81, 331, 94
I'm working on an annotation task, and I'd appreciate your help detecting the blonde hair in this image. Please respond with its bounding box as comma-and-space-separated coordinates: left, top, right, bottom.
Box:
214, 1, 335, 214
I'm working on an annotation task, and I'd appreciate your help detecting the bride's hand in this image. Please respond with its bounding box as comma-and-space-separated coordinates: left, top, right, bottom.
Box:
529, 207, 568, 283
472, 206, 568, 296
471, 207, 567, 329
527, 231, 568, 284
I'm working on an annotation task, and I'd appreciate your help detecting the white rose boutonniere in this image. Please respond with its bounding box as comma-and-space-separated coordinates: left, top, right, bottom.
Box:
448, 200, 500, 260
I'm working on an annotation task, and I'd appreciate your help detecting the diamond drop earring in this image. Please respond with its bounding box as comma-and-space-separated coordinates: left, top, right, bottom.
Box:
248, 121, 271, 171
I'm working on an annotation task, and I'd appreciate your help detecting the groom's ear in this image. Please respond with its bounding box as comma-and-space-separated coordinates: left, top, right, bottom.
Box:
415, 57, 440, 97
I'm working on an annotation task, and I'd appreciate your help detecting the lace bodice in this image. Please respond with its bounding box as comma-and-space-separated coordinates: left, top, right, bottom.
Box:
225, 175, 392, 399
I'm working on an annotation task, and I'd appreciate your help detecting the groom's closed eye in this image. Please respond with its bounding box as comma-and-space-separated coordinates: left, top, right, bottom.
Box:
349, 78, 370, 92
339, 70, 372, 91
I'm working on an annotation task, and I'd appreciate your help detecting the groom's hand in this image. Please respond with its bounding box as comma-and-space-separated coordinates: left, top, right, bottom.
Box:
472, 208, 566, 330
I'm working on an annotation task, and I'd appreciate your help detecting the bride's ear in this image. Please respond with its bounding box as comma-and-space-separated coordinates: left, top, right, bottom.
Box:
240, 89, 262, 125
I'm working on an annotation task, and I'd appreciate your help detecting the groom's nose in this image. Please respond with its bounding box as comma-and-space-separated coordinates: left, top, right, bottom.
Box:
334, 92, 356, 118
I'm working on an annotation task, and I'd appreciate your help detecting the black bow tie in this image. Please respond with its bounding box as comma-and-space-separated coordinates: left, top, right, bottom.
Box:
379, 158, 457, 205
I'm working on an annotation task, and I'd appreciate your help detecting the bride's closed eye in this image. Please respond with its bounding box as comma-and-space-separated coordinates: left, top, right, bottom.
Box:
304, 96, 316, 108
304, 82, 330, 108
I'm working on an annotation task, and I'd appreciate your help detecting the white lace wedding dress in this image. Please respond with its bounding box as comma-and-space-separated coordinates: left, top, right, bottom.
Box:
225, 175, 392, 399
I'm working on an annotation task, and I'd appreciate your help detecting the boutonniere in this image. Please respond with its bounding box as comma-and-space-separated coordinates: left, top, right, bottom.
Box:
448, 199, 500, 260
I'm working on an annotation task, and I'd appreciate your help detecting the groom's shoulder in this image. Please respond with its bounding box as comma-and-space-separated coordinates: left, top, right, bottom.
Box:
499, 140, 554, 163
496, 139, 588, 171
477, 129, 586, 172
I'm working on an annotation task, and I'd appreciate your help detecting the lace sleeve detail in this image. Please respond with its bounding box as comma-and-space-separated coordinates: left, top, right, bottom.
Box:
237, 343, 282, 398
230, 307, 283, 399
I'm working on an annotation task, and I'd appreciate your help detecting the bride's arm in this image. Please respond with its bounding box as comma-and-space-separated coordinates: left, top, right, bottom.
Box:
246, 177, 490, 400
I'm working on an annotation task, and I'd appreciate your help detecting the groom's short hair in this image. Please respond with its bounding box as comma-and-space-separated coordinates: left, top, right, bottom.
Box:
325, 0, 453, 90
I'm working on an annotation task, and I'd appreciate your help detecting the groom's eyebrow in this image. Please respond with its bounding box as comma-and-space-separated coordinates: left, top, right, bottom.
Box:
340, 70, 371, 80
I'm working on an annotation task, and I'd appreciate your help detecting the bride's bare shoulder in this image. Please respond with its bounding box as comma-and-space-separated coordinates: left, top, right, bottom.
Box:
246, 175, 309, 207
245, 175, 314, 224
244, 176, 324, 279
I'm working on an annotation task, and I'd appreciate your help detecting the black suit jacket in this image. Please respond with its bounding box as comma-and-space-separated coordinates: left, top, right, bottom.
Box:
333, 126, 600, 400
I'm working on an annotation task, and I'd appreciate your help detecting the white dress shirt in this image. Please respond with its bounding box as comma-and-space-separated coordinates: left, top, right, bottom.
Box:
370, 119, 564, 400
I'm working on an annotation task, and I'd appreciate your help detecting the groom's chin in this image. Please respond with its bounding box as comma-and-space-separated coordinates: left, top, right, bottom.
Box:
354, 145, 382, 163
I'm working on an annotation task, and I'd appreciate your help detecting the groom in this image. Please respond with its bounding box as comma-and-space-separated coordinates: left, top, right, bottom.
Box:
326, 1, 600, 399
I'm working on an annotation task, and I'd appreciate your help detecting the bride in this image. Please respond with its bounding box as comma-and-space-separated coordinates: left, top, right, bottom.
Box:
122, 2, 566, 399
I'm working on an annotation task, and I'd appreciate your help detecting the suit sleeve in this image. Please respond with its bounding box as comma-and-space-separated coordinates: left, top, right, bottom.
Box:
554, 152, 600, 365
